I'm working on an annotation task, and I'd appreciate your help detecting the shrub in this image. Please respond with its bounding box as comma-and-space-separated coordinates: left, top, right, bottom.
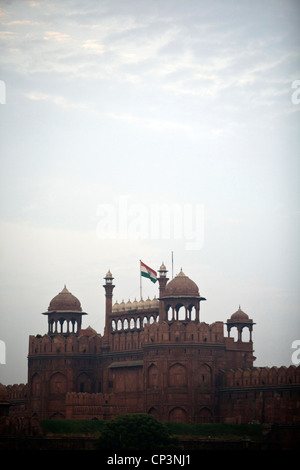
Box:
95, 414, 180, 451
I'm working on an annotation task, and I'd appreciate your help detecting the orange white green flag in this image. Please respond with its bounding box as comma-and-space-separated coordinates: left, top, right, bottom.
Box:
140, 261, 157, 283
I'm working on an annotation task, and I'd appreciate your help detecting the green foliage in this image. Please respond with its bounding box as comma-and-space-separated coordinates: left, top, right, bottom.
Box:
40, 418, 263, 444
165, 422, 263, 439
95, 414, 180, 451
40, 419, 104, 436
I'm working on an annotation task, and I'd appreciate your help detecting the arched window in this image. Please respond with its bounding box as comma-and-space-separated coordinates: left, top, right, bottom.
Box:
148, 364, 159, 388
169, 407, 187, 423
148, 407, 159, 419
230, 326, 238, 342
177, 305, 185, 321
167, 306, 173, 321
190, 306, 196, 321
31, 373, 42, 397
49, 372, 67, 394
76, 372, 92, 393
168, 363, 187, 387
241, 326, 250, 342
199, 364, 212, 388
197, 407, 213, 423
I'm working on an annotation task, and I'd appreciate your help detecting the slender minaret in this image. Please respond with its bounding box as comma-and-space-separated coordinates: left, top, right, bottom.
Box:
157, 263, 169, 323
103, 270, 115, 337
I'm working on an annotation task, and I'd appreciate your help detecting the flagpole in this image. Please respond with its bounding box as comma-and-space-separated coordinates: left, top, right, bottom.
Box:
139, 259, 142, 299
172, 251, 174, 279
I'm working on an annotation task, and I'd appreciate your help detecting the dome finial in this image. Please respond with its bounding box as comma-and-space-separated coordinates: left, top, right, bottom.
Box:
47, 286, 82, 312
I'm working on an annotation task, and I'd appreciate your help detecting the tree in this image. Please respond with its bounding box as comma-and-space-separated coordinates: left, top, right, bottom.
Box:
95, 413, 180, 451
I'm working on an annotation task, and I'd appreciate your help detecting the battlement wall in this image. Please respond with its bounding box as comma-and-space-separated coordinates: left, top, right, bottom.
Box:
65, 392, 130, 419
28, 331, 103, 355
5, 383, 28, 401
218, 365, 300, 424
219, 365, 300, 389
109, 320, 226, 352
143, 320, 225, 344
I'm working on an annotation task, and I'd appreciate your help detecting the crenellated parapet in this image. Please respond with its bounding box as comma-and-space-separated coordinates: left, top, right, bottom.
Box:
110, 297, 159, 332
66, 391, 112, 405
143, 320, 225, 344
219, 365, 300, 389
65, 392, 129, 420
112, 297, 159, 313
109, 319, 226, 352
218, 365, 300, 424
28, 328, 103, 356
5, 383, 28, 401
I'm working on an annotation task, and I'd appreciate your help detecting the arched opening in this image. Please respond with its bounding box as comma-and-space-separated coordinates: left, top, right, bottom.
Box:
177, 304, 185, 321
229, 326, 238, 342
169, 407, 187, 423
148, 364, 159, 388
31, 373, 42, 397
49, 372, 67, 394
168, 363, 187, 387
197, 407, 213, 423
199, 364, 212, 389
190, 306, 196, 321
76, 372, 92, 393
148, 407, 159, 419
241, 326, 250, 342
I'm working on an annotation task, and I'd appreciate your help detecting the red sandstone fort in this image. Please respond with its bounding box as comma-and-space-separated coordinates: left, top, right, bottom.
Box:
1, 264, 299, 427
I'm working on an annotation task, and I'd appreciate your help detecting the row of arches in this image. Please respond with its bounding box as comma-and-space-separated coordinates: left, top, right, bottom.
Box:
48, 318, 81, 335
148, 406, 213, 423
221, 365, 300, 388
111, 314, 159, 332
148, 362, 212, 389
31, 371, 94, 397
166, 305, 198, 322
30, 333, 101, 355
227, 325, 252, 342
110, 303, 200, 332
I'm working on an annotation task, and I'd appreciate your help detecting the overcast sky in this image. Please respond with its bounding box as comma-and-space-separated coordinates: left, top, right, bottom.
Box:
0, 0, 299, 385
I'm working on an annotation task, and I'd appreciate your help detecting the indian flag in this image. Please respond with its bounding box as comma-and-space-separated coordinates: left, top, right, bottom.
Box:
140, 261, 157, 283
